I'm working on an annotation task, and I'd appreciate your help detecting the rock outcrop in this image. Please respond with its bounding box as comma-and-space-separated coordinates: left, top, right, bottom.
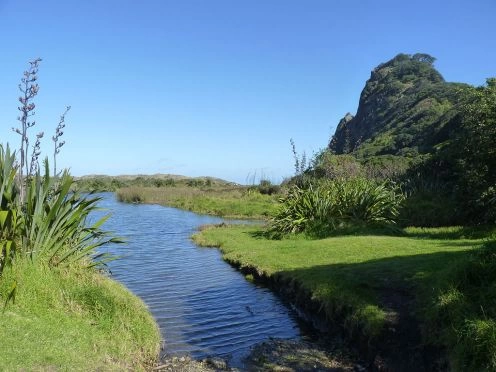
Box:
329, 53, 466, 158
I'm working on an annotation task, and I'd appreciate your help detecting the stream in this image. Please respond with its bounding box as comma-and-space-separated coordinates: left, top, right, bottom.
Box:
94, 193, 302, 367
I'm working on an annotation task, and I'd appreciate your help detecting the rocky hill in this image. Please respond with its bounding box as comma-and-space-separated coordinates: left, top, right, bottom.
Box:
329, 53, 468, 158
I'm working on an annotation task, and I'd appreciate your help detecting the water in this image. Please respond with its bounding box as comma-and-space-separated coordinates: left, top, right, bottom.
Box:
94, 193, 300, 365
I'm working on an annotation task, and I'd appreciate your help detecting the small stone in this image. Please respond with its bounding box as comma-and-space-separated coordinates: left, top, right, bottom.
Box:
205, 357, 228, 370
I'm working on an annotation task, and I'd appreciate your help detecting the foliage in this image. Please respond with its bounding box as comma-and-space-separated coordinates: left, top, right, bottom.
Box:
404, 78, 496, 225
311, 152, 364, 179
22, 160, 122, 267
248, 179, 281, 195
311, 151, 411, 182
268, 178, 405, 237
116, 185, 278, 219
449, 79, 496, 223
0, 148, 121, 274
75, 174, 229, 192
0, 145, 19, 275
329, 53, 466, 159
426, 241, 496, 371
1, 59, 121, 275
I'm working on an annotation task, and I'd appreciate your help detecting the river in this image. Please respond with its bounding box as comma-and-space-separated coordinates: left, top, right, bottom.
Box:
93, 193, 301, 367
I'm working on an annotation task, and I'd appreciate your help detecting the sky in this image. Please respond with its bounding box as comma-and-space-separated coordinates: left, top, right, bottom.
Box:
0, 0, 494, 184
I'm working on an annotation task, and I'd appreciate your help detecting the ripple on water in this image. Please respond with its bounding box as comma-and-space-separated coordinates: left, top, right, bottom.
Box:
92, 193, 300, 365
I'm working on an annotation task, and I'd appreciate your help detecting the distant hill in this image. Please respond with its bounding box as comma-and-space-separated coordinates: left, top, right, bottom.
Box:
73, 174, 235, 192
75, 174, 232, 185
328, 53, 468, 158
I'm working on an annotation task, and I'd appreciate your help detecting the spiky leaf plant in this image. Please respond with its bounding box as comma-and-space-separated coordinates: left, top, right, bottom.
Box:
269, 178, 405, 238
22, 159, 122, 267
0, 145, 19, 275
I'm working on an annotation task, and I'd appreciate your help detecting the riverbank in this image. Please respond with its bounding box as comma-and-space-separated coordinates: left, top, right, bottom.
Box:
193, 224, 496, 370
0, 258, 161, 370
156, 338, 361, 371
116, 185, 278, 219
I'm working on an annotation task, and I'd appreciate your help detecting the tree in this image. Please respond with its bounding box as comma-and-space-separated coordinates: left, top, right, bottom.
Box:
412, 53, 436, 65
449, 78, 496, 222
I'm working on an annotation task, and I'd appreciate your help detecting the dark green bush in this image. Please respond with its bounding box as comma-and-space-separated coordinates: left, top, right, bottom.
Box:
268, 178, 405, 237
427, 241, 496, 371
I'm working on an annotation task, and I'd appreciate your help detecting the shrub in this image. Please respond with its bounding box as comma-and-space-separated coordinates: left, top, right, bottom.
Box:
427, 241, 496, 370
268, 178, 405, 237
0, 151, 121, 273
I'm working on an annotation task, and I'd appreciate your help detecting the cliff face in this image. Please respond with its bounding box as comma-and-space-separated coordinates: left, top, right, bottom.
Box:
329, 53, 466, 158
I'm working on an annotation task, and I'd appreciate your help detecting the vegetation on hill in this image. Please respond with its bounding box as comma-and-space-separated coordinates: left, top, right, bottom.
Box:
302, 53, 496, 228
329, 53, 467, 159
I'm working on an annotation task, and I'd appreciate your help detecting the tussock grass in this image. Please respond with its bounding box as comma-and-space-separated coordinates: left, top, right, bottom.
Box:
116, 186, 278, 219
193, 224, 496, 369
0, 258, 160, 370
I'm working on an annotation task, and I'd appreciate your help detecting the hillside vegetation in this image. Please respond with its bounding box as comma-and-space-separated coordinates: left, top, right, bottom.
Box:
329, 53, 466, 159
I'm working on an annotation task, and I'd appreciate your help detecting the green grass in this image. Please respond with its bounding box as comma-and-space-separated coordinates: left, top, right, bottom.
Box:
0, 259, 161, 371
193, 224, 496, 369
116, 186, 278, 219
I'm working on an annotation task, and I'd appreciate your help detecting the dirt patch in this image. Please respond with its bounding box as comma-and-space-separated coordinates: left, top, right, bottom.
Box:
155, 338, 365, 372
154, 356, 229, 371
243, 338, 365, 371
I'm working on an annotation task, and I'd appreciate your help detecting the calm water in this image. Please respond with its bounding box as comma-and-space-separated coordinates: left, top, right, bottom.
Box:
94, 193, 300, 365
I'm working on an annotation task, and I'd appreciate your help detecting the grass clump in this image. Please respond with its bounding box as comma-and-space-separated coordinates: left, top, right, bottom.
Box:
425, 241, 496, 371
0, 259, 160, 370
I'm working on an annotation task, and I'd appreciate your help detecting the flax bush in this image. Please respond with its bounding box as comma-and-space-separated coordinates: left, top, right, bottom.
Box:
0, 146, 121, 276
268, 178, 405, 238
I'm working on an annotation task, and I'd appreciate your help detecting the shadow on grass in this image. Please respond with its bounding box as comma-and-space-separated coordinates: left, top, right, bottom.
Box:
276, 249, 472, 292
273, 249, 475, 371
404, 225, 496, 240
249, 225, 496, 241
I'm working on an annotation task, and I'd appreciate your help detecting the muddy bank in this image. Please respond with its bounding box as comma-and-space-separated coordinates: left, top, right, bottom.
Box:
156, 338, 363, 371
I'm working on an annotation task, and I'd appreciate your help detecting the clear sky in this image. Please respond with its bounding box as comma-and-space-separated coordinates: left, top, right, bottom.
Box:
0, 0, 494, 184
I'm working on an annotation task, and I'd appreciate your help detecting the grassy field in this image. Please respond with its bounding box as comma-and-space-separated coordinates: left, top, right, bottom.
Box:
116, 186, 279, 219
193, 224, 496, 370
0, 259, 161, 371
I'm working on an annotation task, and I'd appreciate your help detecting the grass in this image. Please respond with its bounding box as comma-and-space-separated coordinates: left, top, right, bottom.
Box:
0, 258, 161, 371
116, 186, 278, 219
193, 224, 496, 369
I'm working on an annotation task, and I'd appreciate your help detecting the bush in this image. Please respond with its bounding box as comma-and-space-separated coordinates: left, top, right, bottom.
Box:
427, 241, 496, 370
0, 150, 121, 273
268, 178, 405, 237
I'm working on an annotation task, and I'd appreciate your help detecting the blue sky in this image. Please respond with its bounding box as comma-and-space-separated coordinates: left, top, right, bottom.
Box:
0, 0, 494, 184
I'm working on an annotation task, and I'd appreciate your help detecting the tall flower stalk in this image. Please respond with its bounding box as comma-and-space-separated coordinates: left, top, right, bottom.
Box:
52, 106, 71, 176
12, 58, 42, 202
